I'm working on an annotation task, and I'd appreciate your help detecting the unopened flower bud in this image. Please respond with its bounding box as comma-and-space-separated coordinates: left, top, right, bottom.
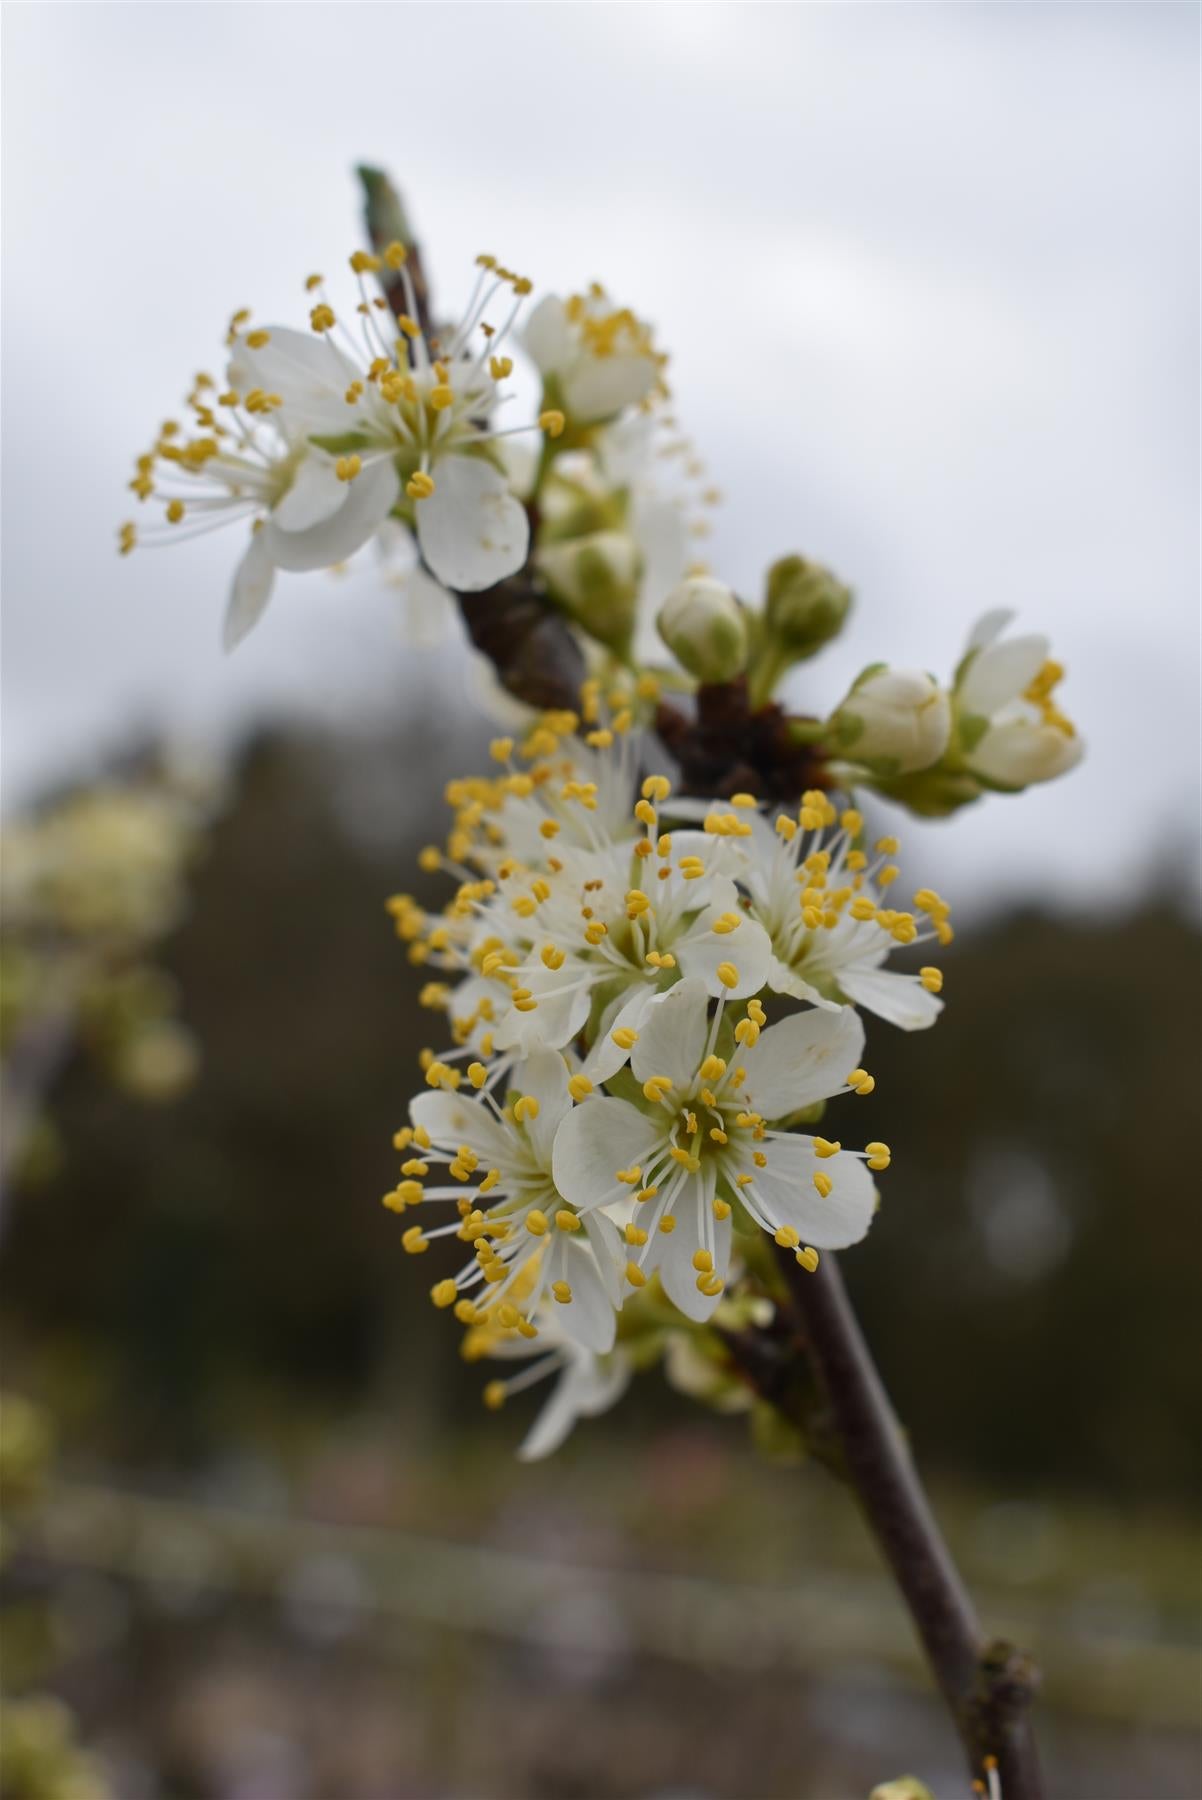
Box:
829, 667, 951, 776
536, 530, 641, 654
764, 555, 852, 657
657, 577, 750, 685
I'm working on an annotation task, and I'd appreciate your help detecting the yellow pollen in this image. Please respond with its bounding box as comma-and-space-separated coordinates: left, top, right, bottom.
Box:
643, 1075, 673, 1103
625, 1224, 648, 1246
612, 1026, 639, 1051
716, 962, 739, 989
635, 1185, 659, 1203
846, 1067, 876, 1096
774, 1226, 800, 1249
309, 303, 336, 332
467, 1062, 488, 1089
401, 1226, 428, 1254
920, 967, 943, 993
865, 1141, 891, 1172
512, 1094, 540, 1124
539, 409, 566, 438
335, 454, 362, 482
407, 472, 436, 500
431, 1279, 458, 1309
555, 1209, 581, 1232
813, 1137, 840, 1159
625, 1261, 647, 1287
796, 1246, 820, 1273
813, 1171, 833, 1198
551, 1280, 573, 1304
658, 1215, 677, 1234
568, 1074, 593, 1102
713, 1197, 732, 1219
525, 1210, 549, 1236
166, 500, 185, 524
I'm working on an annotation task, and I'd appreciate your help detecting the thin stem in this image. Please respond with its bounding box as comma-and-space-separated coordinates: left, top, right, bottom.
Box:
775, 1247, 1044, 1800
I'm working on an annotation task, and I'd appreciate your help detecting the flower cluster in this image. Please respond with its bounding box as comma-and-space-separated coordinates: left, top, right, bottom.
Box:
121, 246, 711, 659
383, 692, 952, 1452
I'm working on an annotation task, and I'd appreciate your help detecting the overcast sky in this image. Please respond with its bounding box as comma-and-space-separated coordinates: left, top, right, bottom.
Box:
3, 2, 1198, 916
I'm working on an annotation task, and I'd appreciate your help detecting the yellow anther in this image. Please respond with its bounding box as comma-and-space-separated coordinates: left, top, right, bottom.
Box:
245, 329, 272, 349
400, 1158, 429, 1177
489, 736, 514, 762
513, 1095, 540, 1125
850, 896, 878, 922
551, 1280, 573, 1305
625, 1224, 648, 1246
166, 499, 185, 524
584, 922, 609, 946
641, 775, 672, 802
774, 1226, 800, 1249
691, 1249, 714, 1274
920, 966, 944, 993
539, 409, 565, 438
625, 1261, 647, 1287
712, 912, 743, 936
713, 1197, 732, 1220
429, 383, 454, 411
658, 1215, 677, 1233
865, 1141, 892, 1172
813, 1171, 833, 1198
734, 1019, 760, 1046
813, 1137, 840, 1159
489, 355, 513, 380
731, 792, 758, 809
699, 1055, 727, 1083
304, 274, 324, 292
431, 1279, 458, 1309
643, 1075, 674, 1103
669, 1146, 701, 1172
753, 1151, 768, 1168
525, 1210, 549, 1236
454, 1299, 480, 1325
875, 836, 900, 855
795, 1246, 820, 1273
555, 1209, 581, 1232
309, 303, 336, 333
335, 454, 363, 482
407, 471, 436, 500
715, 962, 739, 989
568, 1074, 593, 1103
350, 249, 382, 274
539, 818, 561, 840
775, 815, 798, 841
384, 240, 409, 269
401, 1226, 428, 1254
846, 1067, 876, 1096
612, 1027, 639, 1050
479, 1168, 501, 1194
697, 1272, 724, 1297
468, 1062, 488, 1089
615, 1166, 643, 1185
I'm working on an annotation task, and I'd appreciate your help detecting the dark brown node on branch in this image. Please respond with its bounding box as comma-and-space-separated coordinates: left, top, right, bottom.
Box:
457, 579, 588, 713
656, 678, 830, 803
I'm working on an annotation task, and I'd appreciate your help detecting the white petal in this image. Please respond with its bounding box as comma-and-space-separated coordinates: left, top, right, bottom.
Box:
416, 454, 529, 591
628, 978, 710, 1090
581, 984, 659, 1083
742, 1136, 876, 1249
654, 1164, 729, 1322
836, 964, 943, 1031
518, 1349, 630, 1461
522, 294, 571, 376
676, 876, 774, 1000
222, 534, 275, 652
553, 1228, 620, 1353
227, 326, 359, 433
510, 1049, 573, 1165
739, 1004, 866, 1119
959, 633, 1048, 716
262, 457, 399, 572
969, 721, 1084, 788
271, 456, 347, 533
763, 955, 839, 1010
492, 972, 591, 1056
552, 1097, 664, 1214
562, 353, 660, 424
965, 608, 1016, 654
410, 1087, 512, 1168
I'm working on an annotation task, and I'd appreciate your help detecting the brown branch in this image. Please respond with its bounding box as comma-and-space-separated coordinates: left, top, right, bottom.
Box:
774, 1248, 1044, 1799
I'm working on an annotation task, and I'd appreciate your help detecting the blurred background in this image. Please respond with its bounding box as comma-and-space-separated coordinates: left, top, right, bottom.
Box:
2, 5, 1198, 1799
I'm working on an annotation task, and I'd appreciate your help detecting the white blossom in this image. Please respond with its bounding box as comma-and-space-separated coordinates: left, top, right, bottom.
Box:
955, 610, 1082, 789
524, 288, 663, 424
553, 979, 884, 1323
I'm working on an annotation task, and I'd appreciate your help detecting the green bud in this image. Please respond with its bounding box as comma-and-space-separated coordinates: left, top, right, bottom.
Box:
764, 554, 852, 656
536, 530, 641, 654
869, 1779, 937, 1800
657, 577, 750, 684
